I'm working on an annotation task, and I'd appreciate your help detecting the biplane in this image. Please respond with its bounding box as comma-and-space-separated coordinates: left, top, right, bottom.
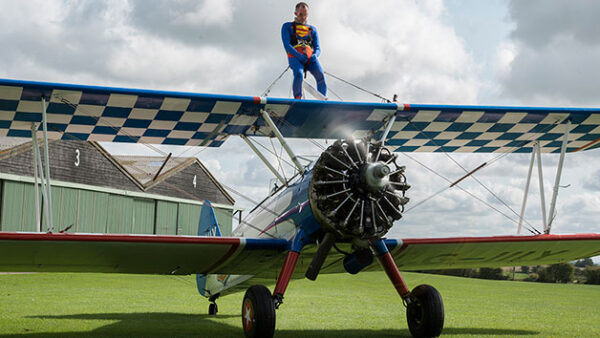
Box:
0, 78, 599, 337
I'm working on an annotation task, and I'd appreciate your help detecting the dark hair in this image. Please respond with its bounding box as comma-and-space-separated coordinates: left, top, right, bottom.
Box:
295, 2, 308, 11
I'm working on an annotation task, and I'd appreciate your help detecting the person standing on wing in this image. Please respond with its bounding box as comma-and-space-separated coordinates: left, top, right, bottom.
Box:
281, 2, 327, 99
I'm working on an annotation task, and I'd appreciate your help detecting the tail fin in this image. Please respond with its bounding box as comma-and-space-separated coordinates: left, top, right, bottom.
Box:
197, 200, 222, 237
196, 200, 221, 297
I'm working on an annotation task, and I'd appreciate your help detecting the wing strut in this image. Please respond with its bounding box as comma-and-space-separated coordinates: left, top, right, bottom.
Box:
260, 109, 305, 174
379, 112, 397, 143
240, 134, 286, 185
40, 97, 54, 232
517, 144, 537, 234
29, 97, 55, 232
30, 123, 41, 232
535, 141, 548, 230
517, 120, 571, 234
547, 120, 571, 233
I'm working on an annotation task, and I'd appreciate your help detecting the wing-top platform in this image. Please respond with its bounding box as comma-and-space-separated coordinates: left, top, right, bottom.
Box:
1, 78, 600, 153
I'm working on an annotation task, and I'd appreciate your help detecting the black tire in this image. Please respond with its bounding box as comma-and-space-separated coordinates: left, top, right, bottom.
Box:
242, 285, 276, 338
406, 284, 444, 337
208, 303, 218, 315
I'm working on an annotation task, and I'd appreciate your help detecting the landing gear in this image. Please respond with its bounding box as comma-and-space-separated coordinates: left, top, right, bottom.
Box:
370, 238, 445, 337
208, 294, 219, 315
241, 236, 305, 338
406, 285, 444, 337
242, 285, 276, 338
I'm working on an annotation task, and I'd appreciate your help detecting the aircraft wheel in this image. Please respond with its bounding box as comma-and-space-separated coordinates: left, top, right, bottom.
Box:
406, 284, 444, 337
208, 303, 218, 315
242, 285, 276, 338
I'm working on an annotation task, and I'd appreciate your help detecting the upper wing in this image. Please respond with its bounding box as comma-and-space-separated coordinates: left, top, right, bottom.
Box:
0, 232, 288, 275
2, 78, 600, 153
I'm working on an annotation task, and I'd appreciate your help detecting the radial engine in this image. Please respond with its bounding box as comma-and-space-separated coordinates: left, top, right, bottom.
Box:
308, 138, 410, 241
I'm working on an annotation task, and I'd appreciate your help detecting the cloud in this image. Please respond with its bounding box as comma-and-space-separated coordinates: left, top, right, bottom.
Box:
0, 0, 480, 101
498, 0, 600, 105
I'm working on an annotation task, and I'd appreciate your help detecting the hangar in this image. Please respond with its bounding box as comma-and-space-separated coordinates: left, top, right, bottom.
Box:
0, 139, 238, 235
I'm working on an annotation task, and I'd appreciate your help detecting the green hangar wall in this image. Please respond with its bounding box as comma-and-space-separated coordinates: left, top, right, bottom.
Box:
0, 140, 238, 236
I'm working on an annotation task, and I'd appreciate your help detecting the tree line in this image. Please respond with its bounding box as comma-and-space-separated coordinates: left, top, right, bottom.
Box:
417, 257, 599, 284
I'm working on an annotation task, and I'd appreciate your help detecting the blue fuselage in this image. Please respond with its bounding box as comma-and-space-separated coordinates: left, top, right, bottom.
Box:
233, 167, 321, 241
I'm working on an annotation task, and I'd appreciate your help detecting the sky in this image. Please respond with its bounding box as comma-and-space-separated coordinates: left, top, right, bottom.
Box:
1, 0, 599, 249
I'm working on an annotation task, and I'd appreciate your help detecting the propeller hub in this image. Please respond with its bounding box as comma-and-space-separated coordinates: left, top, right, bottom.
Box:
362, 162, 391, 193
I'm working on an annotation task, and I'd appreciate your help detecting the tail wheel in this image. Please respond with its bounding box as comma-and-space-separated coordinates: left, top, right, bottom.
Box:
406, 284, 444, 337
242, 285, 276, 338
208, 303, 218, 315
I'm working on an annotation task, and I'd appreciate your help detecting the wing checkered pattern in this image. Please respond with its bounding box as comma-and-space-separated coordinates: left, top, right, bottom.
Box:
1, 79, 600, 153
386, 105, 600, 153
0, 79, 264, 147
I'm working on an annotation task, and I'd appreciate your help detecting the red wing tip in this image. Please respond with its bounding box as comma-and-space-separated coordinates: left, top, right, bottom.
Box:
253, 96, 267, 105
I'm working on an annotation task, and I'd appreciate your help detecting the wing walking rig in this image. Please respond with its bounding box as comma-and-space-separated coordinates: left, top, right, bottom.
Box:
1, 78, 600, 338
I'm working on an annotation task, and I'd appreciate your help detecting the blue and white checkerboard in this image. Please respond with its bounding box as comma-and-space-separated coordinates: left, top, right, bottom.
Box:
1, 78, 599, 153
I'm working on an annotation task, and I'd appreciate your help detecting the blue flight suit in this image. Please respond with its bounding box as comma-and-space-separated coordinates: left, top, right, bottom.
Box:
281, 21, 327, 99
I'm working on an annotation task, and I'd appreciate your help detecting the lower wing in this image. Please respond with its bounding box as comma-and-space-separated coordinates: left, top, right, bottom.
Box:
388, 233, 600, 270
1, 232, 597, 276
0, 232, 288, 275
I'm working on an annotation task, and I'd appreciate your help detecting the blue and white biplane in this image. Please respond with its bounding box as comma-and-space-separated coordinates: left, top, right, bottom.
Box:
0, 78, 599, 337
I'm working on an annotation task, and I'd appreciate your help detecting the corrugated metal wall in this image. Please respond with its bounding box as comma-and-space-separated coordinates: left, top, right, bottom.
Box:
0, 180, 233, 235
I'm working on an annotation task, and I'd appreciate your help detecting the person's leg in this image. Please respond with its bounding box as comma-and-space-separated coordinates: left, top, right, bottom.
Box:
307, 58, 327, 97
288, 57, 304, 99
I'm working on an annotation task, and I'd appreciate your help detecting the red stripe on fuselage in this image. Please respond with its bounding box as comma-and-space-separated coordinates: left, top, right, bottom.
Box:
258, 200, 309, 236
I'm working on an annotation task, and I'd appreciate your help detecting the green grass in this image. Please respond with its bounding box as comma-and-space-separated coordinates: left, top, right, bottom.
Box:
1, 271, 598, 337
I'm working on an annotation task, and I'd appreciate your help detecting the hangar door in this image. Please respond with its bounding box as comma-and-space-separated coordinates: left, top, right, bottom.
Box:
0, 181, 154, 234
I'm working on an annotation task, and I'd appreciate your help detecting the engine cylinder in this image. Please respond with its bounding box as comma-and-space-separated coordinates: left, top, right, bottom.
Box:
309, 138, 409, 239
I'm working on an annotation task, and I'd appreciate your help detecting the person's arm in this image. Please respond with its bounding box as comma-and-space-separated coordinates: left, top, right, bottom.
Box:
311, 25, 321, 58
281, 23, 303, 58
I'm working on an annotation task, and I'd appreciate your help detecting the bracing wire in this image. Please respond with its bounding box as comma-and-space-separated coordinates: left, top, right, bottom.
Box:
270, 136, 287, 182
262, 65, 290, 97
401, 152, 540, 235
249, 133, 297, 170
324, 71, 392, 103
327, 86, 344, 101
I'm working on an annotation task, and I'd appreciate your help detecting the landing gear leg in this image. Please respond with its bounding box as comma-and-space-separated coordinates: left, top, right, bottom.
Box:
370, 239, 444, 337
208, 294, 219, 315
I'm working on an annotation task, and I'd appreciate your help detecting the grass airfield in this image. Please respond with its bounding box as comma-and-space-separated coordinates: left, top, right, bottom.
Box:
1, 271, 598, 337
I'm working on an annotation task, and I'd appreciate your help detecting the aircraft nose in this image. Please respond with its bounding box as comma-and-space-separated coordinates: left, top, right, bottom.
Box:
309, 138, 410, 240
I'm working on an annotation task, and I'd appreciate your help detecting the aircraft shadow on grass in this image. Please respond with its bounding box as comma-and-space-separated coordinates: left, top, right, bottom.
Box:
6, 312, 539, 337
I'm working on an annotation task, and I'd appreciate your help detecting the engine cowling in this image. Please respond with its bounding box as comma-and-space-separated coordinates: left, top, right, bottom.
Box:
309, 138, 409, 240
